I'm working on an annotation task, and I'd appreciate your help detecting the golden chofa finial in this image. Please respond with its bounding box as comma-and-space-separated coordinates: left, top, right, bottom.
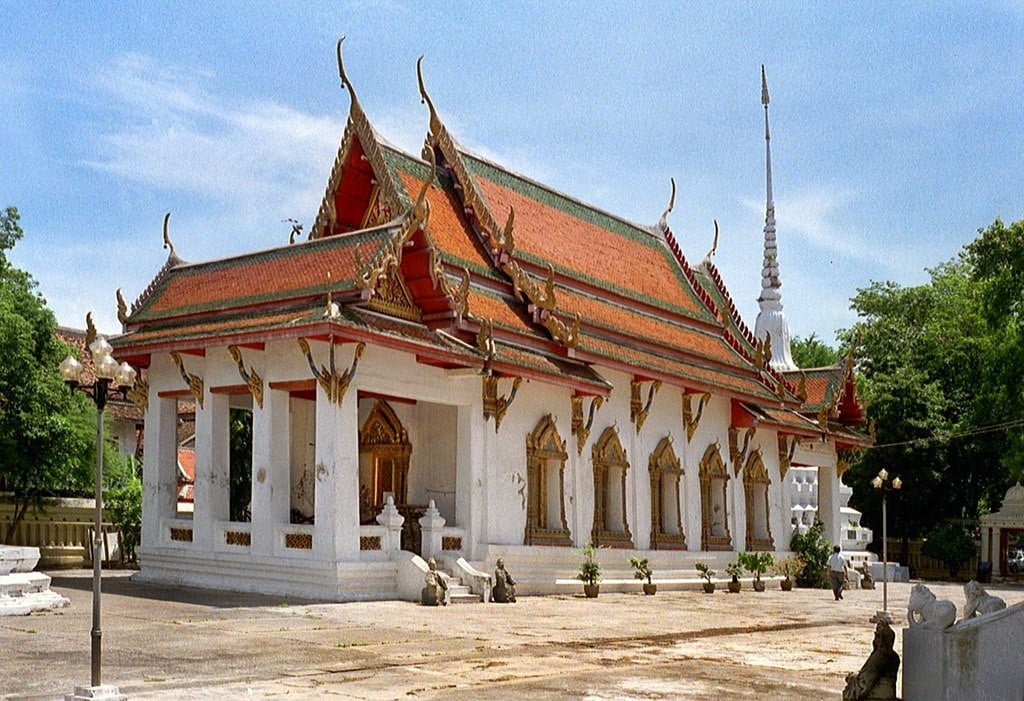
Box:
761, 65, 770, 106
657, 177, 676, 230
416, 56, 443, 142
704, 219, 719, 264
336, 36, 362, 115
162, 212, 181, 263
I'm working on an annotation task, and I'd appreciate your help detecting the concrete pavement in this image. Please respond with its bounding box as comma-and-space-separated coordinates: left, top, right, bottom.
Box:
4, 571, 1023, 700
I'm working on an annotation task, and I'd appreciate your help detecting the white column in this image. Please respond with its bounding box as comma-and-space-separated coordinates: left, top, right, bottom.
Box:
193, 392, 228, 550
816, 464, 843, 547
251, 389, 289, 555
313, 386, 360, 560
141, 395, 179, 549
779, 470, 794, 549
455, 405, 479, 553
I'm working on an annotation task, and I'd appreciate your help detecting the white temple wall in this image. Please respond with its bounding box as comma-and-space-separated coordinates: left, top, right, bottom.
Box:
481, 377, 573, 545
410, 402, 458, 523
140, 354, 182, 552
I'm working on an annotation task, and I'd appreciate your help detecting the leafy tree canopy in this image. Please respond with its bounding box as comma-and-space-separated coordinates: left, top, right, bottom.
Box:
791, 333, 840, 368
842, 219, 1024, 545
0, 206, 98, 542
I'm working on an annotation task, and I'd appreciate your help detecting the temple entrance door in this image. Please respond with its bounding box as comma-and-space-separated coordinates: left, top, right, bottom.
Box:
359, 401, 417, 552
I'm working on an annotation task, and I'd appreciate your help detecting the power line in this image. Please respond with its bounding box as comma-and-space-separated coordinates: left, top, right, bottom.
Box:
868, 418, 1024, 450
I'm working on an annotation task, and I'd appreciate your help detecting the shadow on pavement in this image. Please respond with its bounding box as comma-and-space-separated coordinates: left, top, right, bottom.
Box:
48, 571, 326, 609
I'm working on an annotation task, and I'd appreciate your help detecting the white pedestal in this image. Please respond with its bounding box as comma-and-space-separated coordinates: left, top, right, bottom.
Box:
65, 685, 126, 700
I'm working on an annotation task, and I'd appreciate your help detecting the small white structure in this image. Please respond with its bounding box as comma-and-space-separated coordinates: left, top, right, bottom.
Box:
980, 482, 1024, 576
904, 599, 1024, 700
0, 545, 70, 616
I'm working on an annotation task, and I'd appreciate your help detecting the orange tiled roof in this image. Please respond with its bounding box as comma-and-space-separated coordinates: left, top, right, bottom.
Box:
461, 151, 715, 323
130, 226, 397, 323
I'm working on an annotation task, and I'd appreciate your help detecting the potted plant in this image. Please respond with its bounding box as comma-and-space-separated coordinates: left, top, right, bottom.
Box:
629, 556, 656, 595
724, 561, 743, 593
695, 562, 716, 594
577, 541, 601, 598
737, 551, 774, 592
773, 556, 800, 591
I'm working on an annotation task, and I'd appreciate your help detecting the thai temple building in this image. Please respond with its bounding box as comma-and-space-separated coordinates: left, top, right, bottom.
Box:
112, 44, 870, 600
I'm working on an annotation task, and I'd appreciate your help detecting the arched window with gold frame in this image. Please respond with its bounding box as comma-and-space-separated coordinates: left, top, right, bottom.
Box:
359, 401, 411, 524
649, 436, 685, 550
699, 443, 732, 551
743, 449, 774, 551
525, 414, 571, 546
590, 427, 633, 548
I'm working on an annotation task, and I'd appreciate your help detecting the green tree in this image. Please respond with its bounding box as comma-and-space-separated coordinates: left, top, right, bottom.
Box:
791, 333, 839, 368
790, 519, 830, 588
921, 521, 977, 579
842, 254, 1013, 547
0, 206, 96, 542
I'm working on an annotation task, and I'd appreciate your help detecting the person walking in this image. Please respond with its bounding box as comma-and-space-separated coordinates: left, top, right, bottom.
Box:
828, 545, 848, 601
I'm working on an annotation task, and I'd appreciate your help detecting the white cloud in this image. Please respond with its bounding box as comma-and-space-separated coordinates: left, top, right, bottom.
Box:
84, 54, 341, 235
740, 187, 900, 270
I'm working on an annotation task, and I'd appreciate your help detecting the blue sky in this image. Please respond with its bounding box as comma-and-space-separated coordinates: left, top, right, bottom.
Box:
3, 2, 1023, 345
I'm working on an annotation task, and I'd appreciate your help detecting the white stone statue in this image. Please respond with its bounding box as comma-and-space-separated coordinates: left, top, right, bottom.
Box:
961, 580, 1006, 620
907, 583, 956, 630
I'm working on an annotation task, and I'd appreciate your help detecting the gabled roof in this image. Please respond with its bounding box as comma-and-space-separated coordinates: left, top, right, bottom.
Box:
114, 43, 868, 440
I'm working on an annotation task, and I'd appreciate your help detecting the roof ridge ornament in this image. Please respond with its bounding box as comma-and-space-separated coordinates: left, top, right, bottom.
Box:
416, 56, 444, 147
337, 36, 363, 119
116, 289, 128, 325
162, 212, 182, 265
656, 177, 676, 232
703, 219, 719, 265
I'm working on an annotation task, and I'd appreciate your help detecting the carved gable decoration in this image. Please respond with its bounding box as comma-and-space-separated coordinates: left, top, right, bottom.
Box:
366, 266, 422, 322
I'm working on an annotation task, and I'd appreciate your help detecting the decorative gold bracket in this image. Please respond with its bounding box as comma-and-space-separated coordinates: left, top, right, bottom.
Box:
297, 338, 366, 406
170, 352, 205, 409
571, 394, 604, 455
777, 434, 798, 480
682, 391, 711, 441
227, 346, 264, 409
728, 426, 757, 475
837, 447, 859, 478
797, 371, 808, 402
482, 375, 522, 432
630, 379, 662, 434
127, 377, 149, 411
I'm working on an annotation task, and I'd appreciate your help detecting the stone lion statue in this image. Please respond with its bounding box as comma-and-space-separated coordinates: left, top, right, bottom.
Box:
962, 580, 1006, 619
907, 583, 956, 630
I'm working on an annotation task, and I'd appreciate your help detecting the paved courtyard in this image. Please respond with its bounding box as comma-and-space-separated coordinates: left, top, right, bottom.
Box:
4, 572, 1023, 700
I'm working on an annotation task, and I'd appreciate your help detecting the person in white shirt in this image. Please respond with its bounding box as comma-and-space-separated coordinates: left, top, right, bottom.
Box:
828, 545, 848, 601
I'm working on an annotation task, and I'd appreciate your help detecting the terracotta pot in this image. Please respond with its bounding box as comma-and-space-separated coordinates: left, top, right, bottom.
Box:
643, 583, 657, 596
702, 581, 716, 594
753, 579, 766, 592
727, 579, 741, 594
780, 577, 794, 591
583, 583, 600, 598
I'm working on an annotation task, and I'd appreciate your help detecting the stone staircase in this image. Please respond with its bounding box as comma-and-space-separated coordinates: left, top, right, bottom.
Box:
444, 571, 483, 604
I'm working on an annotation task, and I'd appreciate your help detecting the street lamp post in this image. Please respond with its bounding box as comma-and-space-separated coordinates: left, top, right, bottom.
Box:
871, 468, 902, 622
60, 325, 135, 701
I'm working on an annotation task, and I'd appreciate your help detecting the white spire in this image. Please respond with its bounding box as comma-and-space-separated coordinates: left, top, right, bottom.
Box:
754, 65, 797, 371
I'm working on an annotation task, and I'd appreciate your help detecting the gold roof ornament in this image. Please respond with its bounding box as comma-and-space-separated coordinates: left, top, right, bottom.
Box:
703, 219, 719, 265
337, 36, 364, 119
162, 212, 181, 264
656, 177, 676, 232
85, 311, 97, 350
116, 289, 128, 325
416, 56, 444, 148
